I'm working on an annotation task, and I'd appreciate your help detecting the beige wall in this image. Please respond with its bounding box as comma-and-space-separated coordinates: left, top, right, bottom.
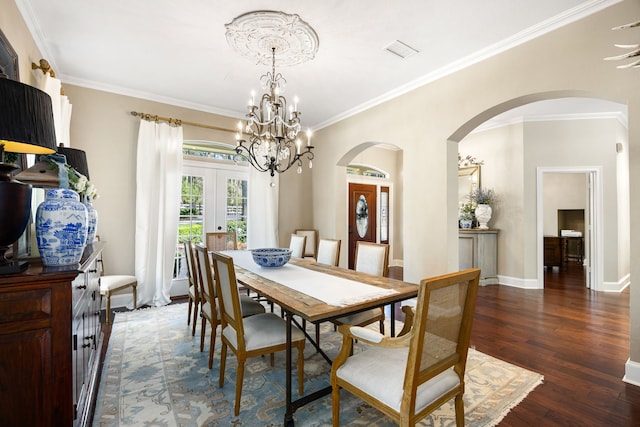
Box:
62, 85, 312, 276
5, 0, 640, 379
460, 123, 526, 281
461, 118, 627, 286
312, 0, 640, 368
543, 173, 588, 236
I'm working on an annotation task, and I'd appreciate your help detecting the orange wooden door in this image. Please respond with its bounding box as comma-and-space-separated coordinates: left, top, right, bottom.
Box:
348, 183, 377, 269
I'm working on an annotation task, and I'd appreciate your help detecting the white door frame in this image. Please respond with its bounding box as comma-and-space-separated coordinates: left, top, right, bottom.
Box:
536, 166, 603, 290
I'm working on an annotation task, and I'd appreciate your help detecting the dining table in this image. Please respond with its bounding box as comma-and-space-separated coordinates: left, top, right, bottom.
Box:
222, 250, 419, 426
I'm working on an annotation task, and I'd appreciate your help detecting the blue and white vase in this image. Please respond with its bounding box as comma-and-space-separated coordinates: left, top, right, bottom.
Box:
36, 188, 88, 266
84, 196, 98, 244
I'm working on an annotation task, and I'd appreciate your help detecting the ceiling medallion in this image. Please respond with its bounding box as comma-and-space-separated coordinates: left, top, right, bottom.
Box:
225, 10, 319, 66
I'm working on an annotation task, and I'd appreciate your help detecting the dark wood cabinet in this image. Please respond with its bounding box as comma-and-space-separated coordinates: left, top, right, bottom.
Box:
544, 236, 563, 268
0, 243, 104, 427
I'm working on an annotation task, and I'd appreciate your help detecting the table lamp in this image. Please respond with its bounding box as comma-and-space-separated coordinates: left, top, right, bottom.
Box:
0, 77, 57, 274
58, 144, 89, 179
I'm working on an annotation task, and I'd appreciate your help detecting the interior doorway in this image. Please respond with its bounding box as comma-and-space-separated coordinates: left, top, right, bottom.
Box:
537, 167, 602, 290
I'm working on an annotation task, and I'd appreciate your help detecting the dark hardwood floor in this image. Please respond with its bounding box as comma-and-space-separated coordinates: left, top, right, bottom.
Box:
471, 264, 640, 426
96, 264, 640, 426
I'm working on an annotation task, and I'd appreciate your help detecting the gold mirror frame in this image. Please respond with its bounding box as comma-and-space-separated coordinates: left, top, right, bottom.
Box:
458, 166, 481, 205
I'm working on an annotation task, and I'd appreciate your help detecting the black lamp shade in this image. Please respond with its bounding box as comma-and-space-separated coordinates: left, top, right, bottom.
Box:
0, 77, 58, 273
0, 77, 57, 155
58, 145, 90, 179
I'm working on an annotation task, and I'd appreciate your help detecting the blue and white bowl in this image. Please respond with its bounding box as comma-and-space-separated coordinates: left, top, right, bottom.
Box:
251, 248, 292, 268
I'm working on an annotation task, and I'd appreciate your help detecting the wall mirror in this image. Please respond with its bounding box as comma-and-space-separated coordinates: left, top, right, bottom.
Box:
458, 166, 481, 205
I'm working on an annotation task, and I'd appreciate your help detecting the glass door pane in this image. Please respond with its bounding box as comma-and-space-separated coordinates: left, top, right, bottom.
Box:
216, 171, 248, 249
175, 174, 204, 279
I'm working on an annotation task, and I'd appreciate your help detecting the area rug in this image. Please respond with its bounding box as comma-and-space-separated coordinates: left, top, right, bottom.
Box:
93, 303, 543, 427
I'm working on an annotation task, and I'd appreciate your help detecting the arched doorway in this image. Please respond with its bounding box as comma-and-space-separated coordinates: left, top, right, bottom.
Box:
450, 93, 628, 291
337, 142, 402, 269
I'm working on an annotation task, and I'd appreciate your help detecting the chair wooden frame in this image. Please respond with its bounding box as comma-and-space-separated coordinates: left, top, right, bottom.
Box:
96, 236, 137, 324
184, 240, 201, 336
295, 229, 318, 258
194, 243, 265, 369
206, 231, 238, 251
211, 251, 306, 416
331, 268, 481, 427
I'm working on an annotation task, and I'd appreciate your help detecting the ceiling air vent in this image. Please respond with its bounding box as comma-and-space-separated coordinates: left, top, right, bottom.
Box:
384, 40, 419, 59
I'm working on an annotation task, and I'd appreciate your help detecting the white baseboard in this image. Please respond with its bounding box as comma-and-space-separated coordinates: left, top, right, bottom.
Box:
601, 274, 630, 293
390, 258, 403, 267
496, 275, 542, 289
624, 358, 640, 387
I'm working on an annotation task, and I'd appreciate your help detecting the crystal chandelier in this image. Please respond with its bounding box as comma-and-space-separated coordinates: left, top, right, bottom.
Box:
235, 47, 313, 177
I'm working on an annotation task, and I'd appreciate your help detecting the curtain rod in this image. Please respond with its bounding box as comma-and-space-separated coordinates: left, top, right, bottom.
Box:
130, 111, 236, 134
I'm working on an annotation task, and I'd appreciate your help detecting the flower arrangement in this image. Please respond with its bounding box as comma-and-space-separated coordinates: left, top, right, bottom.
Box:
458, 201, 475, 221
45, 158, 99, 200
470, 187, 495, 206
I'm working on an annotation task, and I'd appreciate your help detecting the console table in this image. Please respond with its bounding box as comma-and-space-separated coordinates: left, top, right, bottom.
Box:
0, 242, 104, 427
458, 229, 498, 285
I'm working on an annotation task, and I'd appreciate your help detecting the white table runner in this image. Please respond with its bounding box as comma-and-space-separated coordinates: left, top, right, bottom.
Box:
223, 250, 397, 307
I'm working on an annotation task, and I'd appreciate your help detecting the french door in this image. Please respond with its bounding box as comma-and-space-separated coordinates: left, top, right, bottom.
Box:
175, 160, 248, 279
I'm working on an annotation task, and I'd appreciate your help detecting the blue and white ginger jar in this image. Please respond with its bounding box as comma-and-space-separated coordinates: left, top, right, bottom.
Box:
84, 197, 98, 244
36, 188, 88, 266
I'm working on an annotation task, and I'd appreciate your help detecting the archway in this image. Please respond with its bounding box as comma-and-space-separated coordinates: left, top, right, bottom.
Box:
448, 91, 628, 290
337, 141, 403, 268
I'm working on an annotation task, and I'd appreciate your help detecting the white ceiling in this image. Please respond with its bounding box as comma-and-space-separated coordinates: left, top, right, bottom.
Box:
15, 0, 625, 130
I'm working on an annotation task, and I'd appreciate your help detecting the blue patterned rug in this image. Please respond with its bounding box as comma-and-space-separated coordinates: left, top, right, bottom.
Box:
93, 303, 542, 426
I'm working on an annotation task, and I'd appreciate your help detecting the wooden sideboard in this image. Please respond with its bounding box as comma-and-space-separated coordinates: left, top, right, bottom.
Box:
458, 229, 498, 285
0, 242, 104, 427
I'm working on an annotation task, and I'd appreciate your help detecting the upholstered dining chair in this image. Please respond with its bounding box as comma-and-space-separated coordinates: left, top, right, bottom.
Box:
206, 231, 238, 251
210, 250, 306, 416
194, 243, 265, 369
333, 241, 389, 334
289, 234, 307, 258
183, 240, 201, 336
95, 236, 137, 324
306, 238, 342, 343
316, 238, 341, 267
295, 228, 318, 259
331, 268, 481, 427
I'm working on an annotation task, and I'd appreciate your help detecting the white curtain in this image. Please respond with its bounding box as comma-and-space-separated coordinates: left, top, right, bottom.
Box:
36, 73, 72, 147
247, 167, 279, 249
135, 119, 183, 307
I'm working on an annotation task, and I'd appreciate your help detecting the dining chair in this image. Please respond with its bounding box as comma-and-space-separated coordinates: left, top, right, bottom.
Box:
305, 238, 342, 343
206, 231, 238, 251
331, 268, 481, 427
184, 240, 201, 336
194, 243, 265, 369
95, 236, 137, 324
289, 234, 307, 258
316, 238, 341, 267
210, 250, 306, 416
333, 241, 389, 334
295, 228, 318, 259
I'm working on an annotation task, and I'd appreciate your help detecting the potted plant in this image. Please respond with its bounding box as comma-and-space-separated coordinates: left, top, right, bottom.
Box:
458, 202, 475, 228
470, 188, 496, 229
